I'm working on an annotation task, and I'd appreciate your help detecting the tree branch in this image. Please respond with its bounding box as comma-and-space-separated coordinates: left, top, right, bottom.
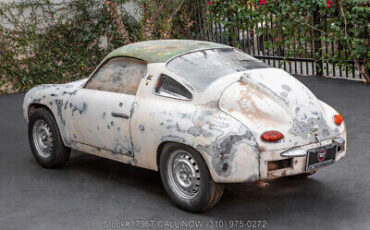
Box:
338, 0, 369, 83
161, 0, 185, 39
103, 0, 131, 45
300, 22, 328, 35
142, 0, 166, 40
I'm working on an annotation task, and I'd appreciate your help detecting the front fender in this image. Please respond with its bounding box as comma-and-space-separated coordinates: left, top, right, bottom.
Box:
23, 85, 72, 147
22, 79, 87, 147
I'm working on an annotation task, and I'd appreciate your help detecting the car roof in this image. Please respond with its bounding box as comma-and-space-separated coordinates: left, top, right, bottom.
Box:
104, 40, 231, 64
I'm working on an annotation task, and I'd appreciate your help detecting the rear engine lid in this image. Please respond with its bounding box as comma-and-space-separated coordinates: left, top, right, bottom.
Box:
218, 68, 338, 151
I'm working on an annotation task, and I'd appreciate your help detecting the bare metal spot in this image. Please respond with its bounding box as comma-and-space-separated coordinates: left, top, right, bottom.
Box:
281, 84, 292, 92
280, 92, 288, 98
71, 102, 87, 116
55, 99, 65, 125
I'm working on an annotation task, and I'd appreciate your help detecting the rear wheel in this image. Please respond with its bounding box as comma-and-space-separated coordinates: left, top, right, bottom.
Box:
160, 143, 224, 212
28, 108, 70, 168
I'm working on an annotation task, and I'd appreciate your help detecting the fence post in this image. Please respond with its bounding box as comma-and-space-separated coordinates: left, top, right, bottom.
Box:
313, 8, 323, 77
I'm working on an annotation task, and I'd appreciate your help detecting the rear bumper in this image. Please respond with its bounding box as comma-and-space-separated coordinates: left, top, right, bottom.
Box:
259, 131, 347, 180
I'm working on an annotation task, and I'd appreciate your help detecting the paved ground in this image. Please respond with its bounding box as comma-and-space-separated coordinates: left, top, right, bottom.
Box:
0, 76, 369, 230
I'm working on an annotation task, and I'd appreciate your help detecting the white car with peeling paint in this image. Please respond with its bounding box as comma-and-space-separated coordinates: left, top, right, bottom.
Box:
23, 40, 347, 212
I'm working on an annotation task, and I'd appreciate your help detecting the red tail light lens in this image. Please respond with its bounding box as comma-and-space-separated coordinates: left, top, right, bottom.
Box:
333, 114, 344, 125
261, 131, 283, 142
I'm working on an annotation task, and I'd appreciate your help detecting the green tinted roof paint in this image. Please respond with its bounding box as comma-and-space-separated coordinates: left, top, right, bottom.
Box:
104, 40, 231, 63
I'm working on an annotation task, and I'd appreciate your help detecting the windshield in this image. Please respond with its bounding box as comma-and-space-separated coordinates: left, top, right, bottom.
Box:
166, 48, 268, 90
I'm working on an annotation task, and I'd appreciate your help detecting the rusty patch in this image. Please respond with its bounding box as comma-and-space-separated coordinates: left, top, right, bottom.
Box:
236, 84, 282, 125
258, 145, 267, 153
268, 161, 279, 171
267, 159, 292, 172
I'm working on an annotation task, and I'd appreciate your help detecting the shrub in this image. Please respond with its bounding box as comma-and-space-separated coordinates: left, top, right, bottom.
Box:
208, 0, 369, 82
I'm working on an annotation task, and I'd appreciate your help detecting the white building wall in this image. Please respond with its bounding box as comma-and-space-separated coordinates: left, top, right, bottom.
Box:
0, 0, 141, 29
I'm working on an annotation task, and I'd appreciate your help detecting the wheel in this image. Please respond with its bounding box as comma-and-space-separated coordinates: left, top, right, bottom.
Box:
28, 108, 70, 168
159, 143, 224, 212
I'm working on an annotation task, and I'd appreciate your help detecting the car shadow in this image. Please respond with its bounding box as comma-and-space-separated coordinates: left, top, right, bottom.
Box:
63, 150, 355, 221
64, 150, 167, 199
204, 177, 356, 222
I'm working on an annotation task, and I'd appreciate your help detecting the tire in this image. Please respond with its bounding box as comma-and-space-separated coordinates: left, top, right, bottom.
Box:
28, 108, 70, 168
160, 143, 224, 212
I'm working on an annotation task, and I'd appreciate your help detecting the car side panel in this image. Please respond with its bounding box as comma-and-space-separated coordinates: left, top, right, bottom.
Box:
131, 64, 260, 183
65, 89, 135, 156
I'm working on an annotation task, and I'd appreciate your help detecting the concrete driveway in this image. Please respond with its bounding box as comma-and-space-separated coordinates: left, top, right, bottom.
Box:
0, 76, 369, 230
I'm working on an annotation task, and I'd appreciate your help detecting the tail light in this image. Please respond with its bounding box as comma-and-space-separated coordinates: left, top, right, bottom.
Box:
333, 114, 344, 126
261, 131, 283, 142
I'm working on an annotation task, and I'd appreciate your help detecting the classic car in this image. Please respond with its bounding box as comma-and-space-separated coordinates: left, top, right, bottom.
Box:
23, 40, 347, 212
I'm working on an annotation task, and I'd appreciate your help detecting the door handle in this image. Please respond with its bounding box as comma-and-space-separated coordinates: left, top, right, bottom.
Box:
111, 112, 129, 119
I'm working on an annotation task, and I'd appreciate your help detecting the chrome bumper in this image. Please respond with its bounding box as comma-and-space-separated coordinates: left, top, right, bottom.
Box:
259, 134, 347, 180
280, 137, 345, 158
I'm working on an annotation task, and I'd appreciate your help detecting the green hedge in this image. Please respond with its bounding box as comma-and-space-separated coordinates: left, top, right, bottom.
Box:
0, 0, 201, 94
208, 0, 369, 82
0, 0, 133, 94
2, 0, 367, 95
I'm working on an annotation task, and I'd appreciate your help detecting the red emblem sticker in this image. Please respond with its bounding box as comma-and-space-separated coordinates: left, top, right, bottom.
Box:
317, 148, 327, 162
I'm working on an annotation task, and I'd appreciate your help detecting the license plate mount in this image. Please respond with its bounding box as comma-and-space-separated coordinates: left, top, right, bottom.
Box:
306, 144, 337, 172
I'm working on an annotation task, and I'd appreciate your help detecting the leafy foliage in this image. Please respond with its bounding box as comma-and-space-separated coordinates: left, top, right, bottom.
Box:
208, 0, 369, 82
1, 0, 367, 95
0, 0, 125, 94
0, 0, 197, 94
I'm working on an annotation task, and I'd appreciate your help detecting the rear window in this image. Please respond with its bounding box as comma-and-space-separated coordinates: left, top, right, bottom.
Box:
166, 48, 268, 90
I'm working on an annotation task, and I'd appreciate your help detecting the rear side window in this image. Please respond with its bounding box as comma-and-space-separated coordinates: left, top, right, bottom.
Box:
155, 74, 192, 100
85, 57, 147, 95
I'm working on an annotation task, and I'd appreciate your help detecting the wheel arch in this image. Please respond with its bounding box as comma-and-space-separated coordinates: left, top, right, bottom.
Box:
155, 137, 260, 183
156, 141, 215, 180
28, 103, 53, 117
156, 141, 210, 171
27, 103, 71, 148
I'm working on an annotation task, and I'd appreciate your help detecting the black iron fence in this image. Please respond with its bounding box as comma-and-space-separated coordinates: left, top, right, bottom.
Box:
192, 1, 366, 81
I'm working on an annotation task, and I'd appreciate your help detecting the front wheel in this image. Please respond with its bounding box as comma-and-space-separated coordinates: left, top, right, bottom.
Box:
160, 143, 224, 212
28, 108, 71, 168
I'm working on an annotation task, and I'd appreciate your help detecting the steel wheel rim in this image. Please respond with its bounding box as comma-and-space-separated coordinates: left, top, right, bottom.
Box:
32, 119, 53, 158
167, 150, 201, 200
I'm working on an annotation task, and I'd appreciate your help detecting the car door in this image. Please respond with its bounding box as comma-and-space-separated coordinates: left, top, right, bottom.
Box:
68, 57, 147, 156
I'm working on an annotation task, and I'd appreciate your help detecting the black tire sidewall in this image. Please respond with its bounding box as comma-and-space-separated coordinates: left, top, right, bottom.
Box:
28, 108, 69, 168
160, 143, 219, 212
